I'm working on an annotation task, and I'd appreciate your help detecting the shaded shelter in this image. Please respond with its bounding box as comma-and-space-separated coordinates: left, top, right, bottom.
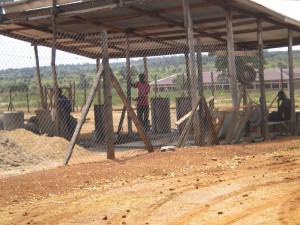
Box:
1, 0, 300, 159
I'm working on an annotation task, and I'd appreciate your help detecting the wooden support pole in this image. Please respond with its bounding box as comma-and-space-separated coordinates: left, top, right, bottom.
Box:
225, 9, 238, 107
72, 82, 76, 111
64, 67, 104, 165
26, 86, 30, 113
96, 57, 102, 105
51, 0, 59, 121
280, 67, 284, 90
34, 45, 46, 109
110, 69, 154, 153
211, 71, 215, 98
196, 37, 205, 146
184, 52, 191, 96
126, 35, 132, 134
154, 74, 158, 98
257, 19, 269, 140
288, 29, 296, 135
182, 0, 201, 146
143, 57, 148, 82
101, 30, 115, 159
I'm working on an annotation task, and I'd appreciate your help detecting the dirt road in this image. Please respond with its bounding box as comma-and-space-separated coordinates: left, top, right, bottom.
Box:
0, 137, 299, 224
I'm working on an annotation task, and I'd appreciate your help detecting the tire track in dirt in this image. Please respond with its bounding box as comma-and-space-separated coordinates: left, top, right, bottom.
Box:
167, 179, 299, 225
278, 195, 300, 225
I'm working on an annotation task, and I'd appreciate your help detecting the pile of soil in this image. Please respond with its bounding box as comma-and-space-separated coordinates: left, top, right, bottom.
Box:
0, 134, 42, 170
0, 129, 98, 175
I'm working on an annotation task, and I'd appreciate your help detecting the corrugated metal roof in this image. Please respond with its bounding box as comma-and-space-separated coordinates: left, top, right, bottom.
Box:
1, 0, 300, 58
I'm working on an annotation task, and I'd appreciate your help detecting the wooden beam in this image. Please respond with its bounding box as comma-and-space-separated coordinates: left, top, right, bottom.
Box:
196, 36, 205, 146
33, 45, 47, 109
225, 9, 238, 108
257, 19, 269, 140
51, 0, 59, 121
101, 30, 115, 160
125, 35, 132, 134
288, 29, 296, 135
129, 5, 227, 44
64, 66, 104, 165
182, 0, 201, 146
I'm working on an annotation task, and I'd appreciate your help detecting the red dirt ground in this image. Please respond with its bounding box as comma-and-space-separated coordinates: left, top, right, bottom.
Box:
0, 136, 299, 225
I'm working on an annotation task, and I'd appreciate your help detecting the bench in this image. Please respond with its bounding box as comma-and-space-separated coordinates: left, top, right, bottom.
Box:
268, 120, 290, 135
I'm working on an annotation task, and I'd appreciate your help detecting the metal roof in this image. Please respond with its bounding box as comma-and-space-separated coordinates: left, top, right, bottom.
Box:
1, 0, 300, 59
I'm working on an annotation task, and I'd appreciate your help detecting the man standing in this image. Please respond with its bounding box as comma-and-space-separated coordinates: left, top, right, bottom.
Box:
132, 73, 150, 130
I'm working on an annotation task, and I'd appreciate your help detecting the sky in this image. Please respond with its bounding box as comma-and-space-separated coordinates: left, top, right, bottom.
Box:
0, 0, 300, 70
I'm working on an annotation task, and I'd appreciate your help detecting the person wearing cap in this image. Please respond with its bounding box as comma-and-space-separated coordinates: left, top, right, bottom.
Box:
131, 73, 150, 130
269, 90, 291, 122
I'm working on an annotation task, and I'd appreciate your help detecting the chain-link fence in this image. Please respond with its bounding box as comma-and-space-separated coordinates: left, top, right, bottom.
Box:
0, 31, 299, 175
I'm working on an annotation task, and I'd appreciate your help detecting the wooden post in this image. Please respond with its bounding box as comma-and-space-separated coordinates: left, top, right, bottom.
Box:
110, 70, 154, 153
125, 35, 132, 134
143, 57, 148, 82
154, 74, 158, 98
257, 19, 269, 140
101, 30, 115, 159
26, 86, 30, 113
51, 0, 59, 121
73, 82, 77, 112
64, 67, 104, 165
196, 37, 205, 146
184, 52, 191, 96
288, 29, 296, 135
96, 57, 102, 105
280, 67, 284, 90
44, 86, 48, 109
182, 0, 201, 146
34, 45, 46, 109
211, 71, 215, 98
225, 9, 238, 107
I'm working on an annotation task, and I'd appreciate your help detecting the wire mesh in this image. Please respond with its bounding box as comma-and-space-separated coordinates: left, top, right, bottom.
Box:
0, 31, 299, 175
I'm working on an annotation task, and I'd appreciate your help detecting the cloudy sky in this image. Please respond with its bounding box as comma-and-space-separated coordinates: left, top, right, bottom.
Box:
252, 0, 300, 21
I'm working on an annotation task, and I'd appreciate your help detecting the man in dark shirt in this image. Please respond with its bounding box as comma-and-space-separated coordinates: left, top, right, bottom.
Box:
57, 88, 76, 140
269, 90, 291, 122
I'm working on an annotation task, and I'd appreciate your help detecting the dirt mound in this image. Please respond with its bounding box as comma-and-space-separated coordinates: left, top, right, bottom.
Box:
0, 129, 94, 175
0, 134, 42, 170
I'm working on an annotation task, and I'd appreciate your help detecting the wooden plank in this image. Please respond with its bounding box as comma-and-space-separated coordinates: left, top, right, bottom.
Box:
215, 111, 226, 136
204, 98, 219, 145
257, 19, 269, 140
117, 106, 126, 135
232, 102, 253, 143
196, 36, 205, 146
110, 69, 154, 153
64, 66, 103, 165
224, 87, 244, 144
288, 29, 296, 135
225, 9, 238, 108
125, 35, 132, 134
34, 45, 47, 109
175, 110, 193, 126
182, 0, 201, 146
177, 96, 201, 148
102, 30, 115, 160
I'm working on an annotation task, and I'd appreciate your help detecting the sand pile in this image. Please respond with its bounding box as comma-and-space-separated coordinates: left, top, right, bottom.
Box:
0, 129, 94, 174
0, 134, 42, 170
